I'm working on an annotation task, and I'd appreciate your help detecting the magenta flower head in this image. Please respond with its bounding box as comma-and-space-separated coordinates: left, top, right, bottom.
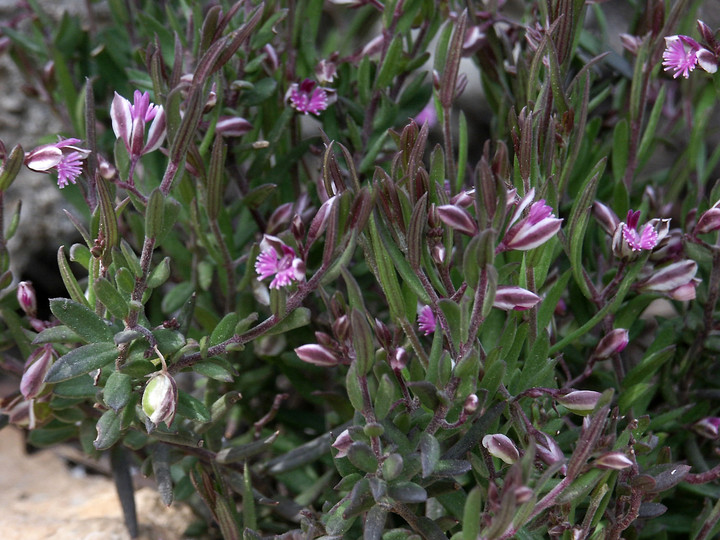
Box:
255, 235, 305, 289
286, 79, 330, 115
662, 35, 717, 79
417, 305, 437, 335
25, 138, 90, 188
20, 345, 55, 400
493, 286, 541, 311
111, 90, 166, 160
498, 189, 562, 252
16, 281, 37, 318
612, 210, 669, 259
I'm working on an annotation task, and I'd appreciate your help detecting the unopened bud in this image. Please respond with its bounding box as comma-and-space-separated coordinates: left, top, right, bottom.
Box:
695, 207, 720, 235
492, 285, 541, 311
514, 485, 533, 504
142, 371, 178, 427
333, 315, 350, 342
431, 244, 446, 264
215, 116, 252, 137
482, 433, 520, 464
20, 346, 55, 399
331, 428, 352, 458
17, 281, 37, 317
534, 431, 566, 473
557, 390, 602, 415
637, 260, 698, 293
594, 329, 629, 360
294, 344, 340, 367
98, 155, 117, 180
463, 394, 479, 414
592, 201, 620, 236
593, 452, 634, 470
391, 347, 408, 371
437, 204, 478, 236
374, 318, 392, 347
668, 278, 699, 301
694, 417, 720, 439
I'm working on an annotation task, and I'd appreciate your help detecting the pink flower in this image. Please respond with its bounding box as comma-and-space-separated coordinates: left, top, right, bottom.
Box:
415, 100, 438, 128
255, 235, 306, 289
417, 305, 436, 335
662, 35, 717, 78
286, 79, 329, 115
611, 210, 670, 259
498, 189, 562, 252
110, 90, 166, 160
24, 138, 90, 188
16, 281, 37, 317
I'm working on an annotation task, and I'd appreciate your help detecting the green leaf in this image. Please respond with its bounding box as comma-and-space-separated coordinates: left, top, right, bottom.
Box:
611, 118, 629, 182
94, 278, 129, 320
57, 247, 90, 307
210, 312, 240, 347
177, 390, 211, 423
45, 342, 118, 383
375, 34, 404, 89
351, 309, 375, 375
94, 409, 122, 451
32, 325, 83, 345
103, 371, 132, 412
264, 307, 311, 336
50, 298, 114, 343
420, 433, 440, 477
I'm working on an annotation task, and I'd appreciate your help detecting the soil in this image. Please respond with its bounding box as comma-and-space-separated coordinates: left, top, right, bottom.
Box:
0, 427, 195, 540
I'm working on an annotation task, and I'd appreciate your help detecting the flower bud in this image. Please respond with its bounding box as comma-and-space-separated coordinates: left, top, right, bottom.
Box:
693, 417, 720, 439
593, 452, 634, 470
20, 346, 55, 399
294, 344, 340, 367
556, 390, 602, 415
594, 329, 629, 360
331, 429, 352, 458
694, 207, 720, 235
215, 116, 252, 137
391, 347, 408, 371
437, 204, 478, 236
514, 486, 533, 504
637, 260, 698, 293
592, 201, 620, 236
431, 244, 446, 264
142, 372, 178, 426
17, 281, 37, 317
482, 433, 520, 464
492, 285, 541, 311
534, 431, 566, 473
333, 315, 350, 342
668, 278, 699, 301
463, 394, 479, 415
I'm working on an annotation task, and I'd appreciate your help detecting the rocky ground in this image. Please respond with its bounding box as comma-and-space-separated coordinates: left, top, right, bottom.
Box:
0, 426, 195, 539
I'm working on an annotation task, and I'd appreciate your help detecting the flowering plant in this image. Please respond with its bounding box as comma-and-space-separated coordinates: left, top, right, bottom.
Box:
0, 1, 720, 539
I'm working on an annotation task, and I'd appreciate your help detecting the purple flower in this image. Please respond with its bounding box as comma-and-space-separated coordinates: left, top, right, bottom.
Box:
286, 79, 329, 115
111, 90, 166, 160
498, 189, 562, 252
16, 281, 37, 318
417, 305, 437, 335
255, 235, 306, 289
694, 417, 720, 439
594, 329, 629, 360
662, 35, 717, 78
612, 210, 670, 259
24, 138, 90, 188
415, 100, 438, 128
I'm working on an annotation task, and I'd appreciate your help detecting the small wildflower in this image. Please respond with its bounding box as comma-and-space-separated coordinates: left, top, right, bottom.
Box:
662, 35, 717, 78
612, 210, 669, 259
415, 100, 438, 128
498, 189, 562, 252
255, 235, 305, 289
111, 90, 166, 160
286, 79, 329, 115
417, 305, 437, 335
25, 138, 90, 188
315, 57, 338, 84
